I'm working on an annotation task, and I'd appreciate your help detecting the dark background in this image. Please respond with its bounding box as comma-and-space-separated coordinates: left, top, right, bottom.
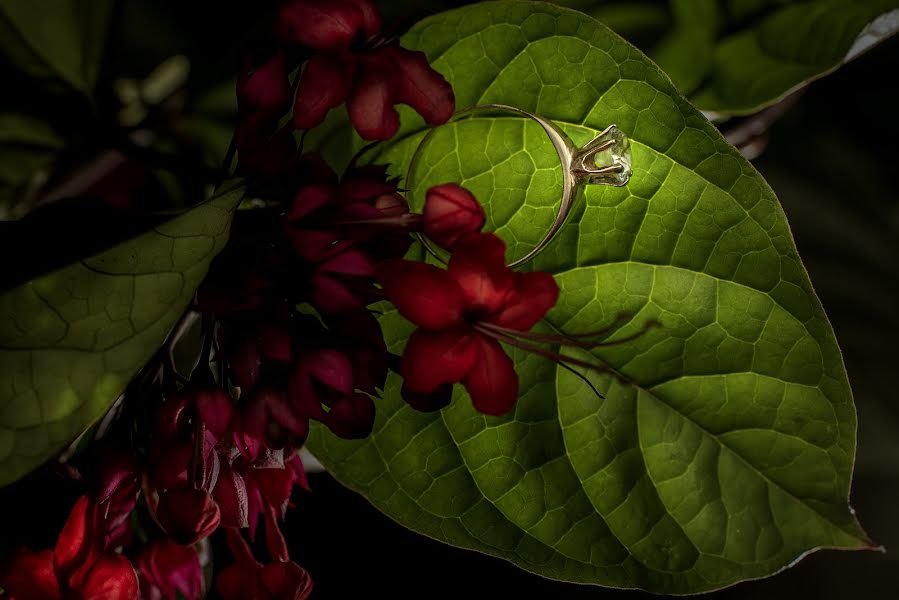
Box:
1, 1, 897, 598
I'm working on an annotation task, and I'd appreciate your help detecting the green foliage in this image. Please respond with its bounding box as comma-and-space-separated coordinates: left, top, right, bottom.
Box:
553, 0, 899, 113
689, 0, 899, 114
0, 113, 64, 220
0, 0, 115, 96
305, 1, 869, 592
0, 181, 244, 486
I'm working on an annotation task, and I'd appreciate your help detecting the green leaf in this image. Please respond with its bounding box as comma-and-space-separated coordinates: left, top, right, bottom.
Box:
687, 0, 899, 114
0, 113, 65, 220
305, 1, 869, 592
0, 0, 116, 95
0, 181, 244, 485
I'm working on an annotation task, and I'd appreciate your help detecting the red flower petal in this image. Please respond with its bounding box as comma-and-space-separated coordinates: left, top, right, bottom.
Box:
488, 271, 559, 331
213, 463, 250, 529
422, 184, 485, 250
339, 175, 397, 204
346, 0, 381, 38
257, 385, 309, 439
237, 118, 298, 180
400, 328, 477, 393
293, 52, 356, 130
401, 382, 453, 413
278, 0, 364, 49
96, 453, 141, 506
380, 46, 455, 125
310, 249, 376, 313
318, 247, 374, 277
138, 539, 202, 600
463, 335, 519, 416
195, 388, 235, 439
229, 333, 262, 391
149, 440, 192, 491
289, 183, 337, 223
217, 563, 264, 600
447, 232, 514, 315
238, 50, 290, 116
290, 227, 347, 263
257, 321, 293, 363
0, 549, 61, 600
262, 503, 290, 562
298, 152, 339, 186
347, 58, 400, 140
374, 192, 409, 216
155, 488, 222, 546
322, 392, 376, 439
54, 495, 101, 589
78, 554, 139, 600
259, 561, 314, 600
154, 391, 192, 438
311, 273, 356, 314
326, 310, 388, 393
289, 349, 354, 419
375, 260, 466, 330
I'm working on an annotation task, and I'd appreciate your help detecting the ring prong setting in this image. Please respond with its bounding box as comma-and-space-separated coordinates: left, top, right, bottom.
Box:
572, 125, 632, 187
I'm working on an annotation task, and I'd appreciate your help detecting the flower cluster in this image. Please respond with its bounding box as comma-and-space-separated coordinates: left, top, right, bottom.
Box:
1, 1, 581, 598
236, 0, 455, 181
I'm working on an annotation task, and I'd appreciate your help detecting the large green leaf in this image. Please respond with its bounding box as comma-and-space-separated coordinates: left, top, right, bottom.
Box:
0, 181, 244, 485
305, 1, 869, 593
0, 0, 115, 95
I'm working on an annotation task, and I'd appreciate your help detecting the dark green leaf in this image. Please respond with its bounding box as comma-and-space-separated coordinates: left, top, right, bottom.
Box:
0, 113, 64, 220
0, 181, 244, 485
305, 1, 869, 592
687, 0, 899, 114
0, 0, 116, 95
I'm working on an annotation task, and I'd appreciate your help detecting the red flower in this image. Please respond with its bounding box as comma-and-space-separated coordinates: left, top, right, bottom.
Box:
136, 539, 203, 600
375, 232, 559, 415
422, 183, 486, 250
217, 528, 313, 600
283, 0, 454, 139
0, 495, 139, 600
295, 45, 454, 140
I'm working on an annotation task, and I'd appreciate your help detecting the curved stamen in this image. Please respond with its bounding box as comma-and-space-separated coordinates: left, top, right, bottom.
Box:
477, 318, 660, 349
473, 324, 619, 377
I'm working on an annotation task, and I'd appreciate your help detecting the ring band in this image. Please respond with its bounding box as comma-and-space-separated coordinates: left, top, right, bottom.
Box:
406, 103, 632, 268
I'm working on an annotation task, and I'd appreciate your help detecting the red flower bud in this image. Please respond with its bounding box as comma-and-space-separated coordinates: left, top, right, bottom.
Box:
373, 192, 409, 216
156, 488, 221, 545
422, 184, 486, 250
